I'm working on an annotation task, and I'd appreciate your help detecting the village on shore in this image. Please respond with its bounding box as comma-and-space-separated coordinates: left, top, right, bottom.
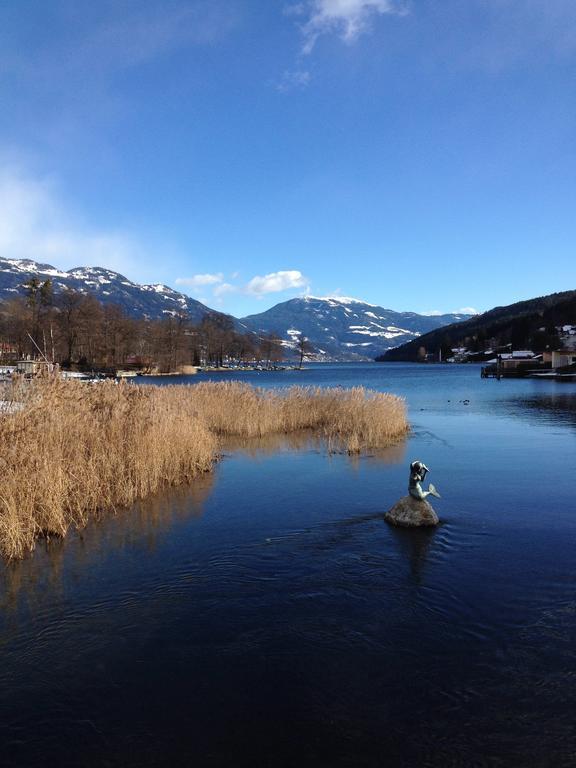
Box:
449, 324, 576, 379
402, 324, 576, 380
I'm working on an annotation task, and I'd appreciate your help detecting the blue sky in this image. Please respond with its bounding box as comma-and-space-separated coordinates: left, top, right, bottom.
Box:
1, 0, 575, 318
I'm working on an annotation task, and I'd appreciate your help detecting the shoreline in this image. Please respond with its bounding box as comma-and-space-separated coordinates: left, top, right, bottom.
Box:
0, 379, 408, 559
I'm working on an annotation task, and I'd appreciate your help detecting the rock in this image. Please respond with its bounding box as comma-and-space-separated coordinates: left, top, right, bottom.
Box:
385, 495, 439, 528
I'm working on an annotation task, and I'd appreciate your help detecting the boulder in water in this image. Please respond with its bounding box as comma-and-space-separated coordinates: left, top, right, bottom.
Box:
385, 495, 439, 528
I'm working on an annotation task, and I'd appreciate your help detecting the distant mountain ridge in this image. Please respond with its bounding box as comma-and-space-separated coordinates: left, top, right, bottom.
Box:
378, 290, 576, 361
0, 257, 472, 360
0, 257, 226, 324
241, 296, 471, 361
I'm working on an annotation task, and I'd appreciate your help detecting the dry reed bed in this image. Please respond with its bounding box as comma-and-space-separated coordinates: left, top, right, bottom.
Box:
0, 379, 407, 559
188, 381, 408, 453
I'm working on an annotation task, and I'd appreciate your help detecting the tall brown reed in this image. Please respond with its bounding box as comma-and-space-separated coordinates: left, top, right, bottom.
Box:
0, 379, 216, 560
187, 382, 408, 453
0, 379, 407, 559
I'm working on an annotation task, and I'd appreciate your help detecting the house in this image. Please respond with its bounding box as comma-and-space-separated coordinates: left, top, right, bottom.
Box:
0, 341, 18, 359
551, 350, 576, 368
15, 359, 55, 376
558, 325, 576, 350
485, 351, 539, 370
449, 347, 469, 363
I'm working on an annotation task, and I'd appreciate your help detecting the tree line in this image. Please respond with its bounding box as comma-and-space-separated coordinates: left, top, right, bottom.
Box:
0, 279, 297, 372
380, 291, 575, 362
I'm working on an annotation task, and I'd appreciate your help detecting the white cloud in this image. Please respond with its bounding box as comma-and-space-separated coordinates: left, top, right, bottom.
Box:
423, 307, 479, 316
456, 306, 480, 315
175, 269, 309, 304
246, 270, 308, 297
175, 273, 223, 288
213, 282, 238, 297
0, 163, 152, 276
290, 0, 407, 54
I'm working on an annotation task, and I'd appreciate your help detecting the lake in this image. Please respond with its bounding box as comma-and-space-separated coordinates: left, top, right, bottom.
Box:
1, 363, 575, 767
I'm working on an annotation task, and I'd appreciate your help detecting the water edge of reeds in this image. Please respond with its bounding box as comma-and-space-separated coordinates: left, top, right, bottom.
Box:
0, 379, 408, 559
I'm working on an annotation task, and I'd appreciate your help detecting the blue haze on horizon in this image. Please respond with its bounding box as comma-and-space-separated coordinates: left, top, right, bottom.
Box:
0, 0, 575, 318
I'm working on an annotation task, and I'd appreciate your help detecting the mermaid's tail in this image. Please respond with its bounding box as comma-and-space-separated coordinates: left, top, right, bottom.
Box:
428, 483, 441, 499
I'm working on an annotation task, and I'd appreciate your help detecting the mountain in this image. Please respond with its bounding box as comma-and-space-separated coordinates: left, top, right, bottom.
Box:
241, 296, 471, 361
377, 290, 576, 361
0, 258, 475, 360
0, 257, 225, 324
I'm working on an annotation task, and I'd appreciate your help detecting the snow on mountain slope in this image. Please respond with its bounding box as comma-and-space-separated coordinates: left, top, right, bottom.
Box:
241, 296, 470, 361
0, 258, 471, 359
0, 258, 225, 323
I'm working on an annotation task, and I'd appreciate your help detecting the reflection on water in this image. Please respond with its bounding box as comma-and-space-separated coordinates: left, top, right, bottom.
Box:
0, 432, 407, 616
503, 392, 576, 427
1, 364, 576, 767
222, 429, 407, 466
222, 429, 324, 457
388, 525, 438, 585
0, 474, 215, 620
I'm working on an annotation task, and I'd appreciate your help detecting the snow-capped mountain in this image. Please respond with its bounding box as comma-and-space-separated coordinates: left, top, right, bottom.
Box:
0, 258, 471, 359
241, 296, 471, 361
0, 258, 224, 323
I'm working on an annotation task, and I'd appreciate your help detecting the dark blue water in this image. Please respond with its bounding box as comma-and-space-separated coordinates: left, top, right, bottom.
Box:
1, 364, 575, 767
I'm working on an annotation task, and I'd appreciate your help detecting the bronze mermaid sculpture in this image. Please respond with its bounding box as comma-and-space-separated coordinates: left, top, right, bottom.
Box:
408, 461, 441, 500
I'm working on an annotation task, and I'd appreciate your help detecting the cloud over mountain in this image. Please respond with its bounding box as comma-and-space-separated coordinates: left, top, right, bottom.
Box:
289, 0, 407, 54
175, 273, 224, 288
0, 163, 153, 279
246, 270, 308, 296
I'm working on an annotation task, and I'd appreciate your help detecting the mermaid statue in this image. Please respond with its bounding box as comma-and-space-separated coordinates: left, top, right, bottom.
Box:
408, 460, 441, 501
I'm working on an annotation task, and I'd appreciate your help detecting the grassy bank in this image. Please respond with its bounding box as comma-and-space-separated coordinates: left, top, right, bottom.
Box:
0, 379, 407, 559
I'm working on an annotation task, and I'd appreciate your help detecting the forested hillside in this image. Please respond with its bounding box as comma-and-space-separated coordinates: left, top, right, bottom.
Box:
378, 291, 576, 361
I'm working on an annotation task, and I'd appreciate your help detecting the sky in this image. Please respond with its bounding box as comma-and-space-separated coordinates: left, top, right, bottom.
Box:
1, 0, 575, 318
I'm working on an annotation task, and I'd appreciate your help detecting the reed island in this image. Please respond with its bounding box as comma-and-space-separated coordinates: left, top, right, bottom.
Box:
0, 379, 408, 559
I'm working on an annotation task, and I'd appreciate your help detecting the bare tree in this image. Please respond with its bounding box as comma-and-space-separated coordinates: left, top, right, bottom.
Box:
56, 289, 84, 365
199, 315, 235, 367
295, 334, 314, 369
1, 298, 30, 357
0, 294, 259, 373
260, 332, 284, 369
24, 278, 53, 355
